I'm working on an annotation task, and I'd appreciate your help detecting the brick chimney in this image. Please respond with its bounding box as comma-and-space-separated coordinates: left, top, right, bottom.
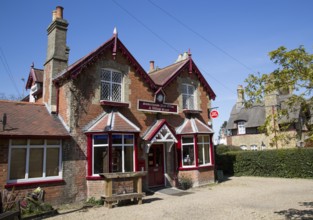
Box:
43, 6, 70, 113
149, 61, 155, 73
236, 85, 244, 109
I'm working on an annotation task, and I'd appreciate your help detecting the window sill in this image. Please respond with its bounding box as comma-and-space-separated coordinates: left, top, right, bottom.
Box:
5, 179, 65, 188
183, 109, 202, 114
100, 100, 129, 107
86, 176, 104, 180
179, 164, 214, 171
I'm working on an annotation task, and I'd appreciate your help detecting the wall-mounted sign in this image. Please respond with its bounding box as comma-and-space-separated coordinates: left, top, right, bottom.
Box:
138, 101, 178, 114
210, 109, 219, 119
138, 89, 178, 114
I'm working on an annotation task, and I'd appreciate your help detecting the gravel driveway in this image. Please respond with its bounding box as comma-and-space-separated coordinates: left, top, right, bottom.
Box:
47, 176, 313, 220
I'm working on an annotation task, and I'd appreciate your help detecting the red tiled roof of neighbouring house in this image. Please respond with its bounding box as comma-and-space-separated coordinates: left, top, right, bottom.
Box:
25, 65, 44, 89
84, 111, 140, 133
0, 100, 69, 138
176, 118, 214, 134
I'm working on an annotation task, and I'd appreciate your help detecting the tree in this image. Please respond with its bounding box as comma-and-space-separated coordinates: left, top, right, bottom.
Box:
244, 46, 313, 146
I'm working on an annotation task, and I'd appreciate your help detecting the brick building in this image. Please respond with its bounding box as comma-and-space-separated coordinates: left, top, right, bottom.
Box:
0, 6, 216, 204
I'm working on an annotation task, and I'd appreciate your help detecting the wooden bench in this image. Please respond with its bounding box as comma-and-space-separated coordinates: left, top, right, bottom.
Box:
0, 192, 21, 220
101, 192, 145, 208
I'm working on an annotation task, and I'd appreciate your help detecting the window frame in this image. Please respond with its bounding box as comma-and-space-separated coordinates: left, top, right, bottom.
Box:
237, 121, 246, 134
111, 134, 135, 173
182, 83, 197, 110
197, 135, 211, 166
100, 68, 123, 103
181, 135, 196, 168
91, 133, 135, 176
92, 134, 109, 175
8, 139, 62, 183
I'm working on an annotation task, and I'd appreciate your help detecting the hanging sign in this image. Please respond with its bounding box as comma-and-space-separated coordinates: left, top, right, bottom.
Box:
210, 109, 219, 119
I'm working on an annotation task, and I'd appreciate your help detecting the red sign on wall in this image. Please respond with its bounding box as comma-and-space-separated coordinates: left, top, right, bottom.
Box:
210, 109, 219, 119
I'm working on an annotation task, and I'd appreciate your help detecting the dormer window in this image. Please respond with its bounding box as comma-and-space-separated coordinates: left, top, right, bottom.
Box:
182, 84, 196, 110
100, 69, 123, 102
237, 121, 246, 134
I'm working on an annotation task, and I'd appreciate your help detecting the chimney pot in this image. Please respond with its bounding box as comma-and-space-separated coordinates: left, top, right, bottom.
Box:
149, 61, 155, 73
55, 6, 64, 19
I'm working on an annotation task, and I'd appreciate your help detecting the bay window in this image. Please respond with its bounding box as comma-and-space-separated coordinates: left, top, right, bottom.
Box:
9, 139, 62, 182
181, 136, 195, 167
92, 134, 134, 175
197, 135, 211, 165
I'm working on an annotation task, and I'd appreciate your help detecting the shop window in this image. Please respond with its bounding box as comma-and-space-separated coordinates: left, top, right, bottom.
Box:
92, 134, 134, 175
237, 121, 246, 134
181, 136, 195, 167
197, 135, 211, 165
9, 139, 62, 182
182, 84, 196, 110
100, 69, 123, 102
93, 134, 109, 174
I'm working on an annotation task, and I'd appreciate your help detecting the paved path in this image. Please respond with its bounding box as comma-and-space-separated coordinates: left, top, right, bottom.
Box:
47, 176, 313, 220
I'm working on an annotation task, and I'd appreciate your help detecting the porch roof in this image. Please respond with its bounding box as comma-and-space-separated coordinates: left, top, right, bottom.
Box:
84, 110, 140, 133
142, 119, 177, 142
176, 118, 214, 134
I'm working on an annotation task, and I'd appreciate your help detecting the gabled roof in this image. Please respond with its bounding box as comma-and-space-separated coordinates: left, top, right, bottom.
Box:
53, 34, 157, 91
0, 100, 69, 138
149, 57, 216, 100
25, 64, 44, 89
84, 110, 140, 133
176, 118, 214, 134
142, 119, 177, 142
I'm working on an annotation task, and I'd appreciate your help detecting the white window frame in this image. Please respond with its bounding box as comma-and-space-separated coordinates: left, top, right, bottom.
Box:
92, 134, 109, 175
181, 136, 196, 168
112, 134, 135, 173
250, 145, 258, 151
182, 83, 197, 110
8, 139, 62, 183
100, 68, 123, 102
240, 145, 248, 150
237, 121, 246, 134
197, 135, 211, 166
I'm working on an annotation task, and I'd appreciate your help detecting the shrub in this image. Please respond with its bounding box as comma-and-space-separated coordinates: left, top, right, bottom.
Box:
85, 197, 104, 206
178, 174, 193, 190
232, 148, 313, 178
215, 145, 242, 155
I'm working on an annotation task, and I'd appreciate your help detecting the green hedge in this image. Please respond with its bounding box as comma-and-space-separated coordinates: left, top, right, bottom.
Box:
216, 148, 313, 178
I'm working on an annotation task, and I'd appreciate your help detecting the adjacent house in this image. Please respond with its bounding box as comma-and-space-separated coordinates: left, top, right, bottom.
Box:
226, 85, 312, 150
0, 6, 217, 204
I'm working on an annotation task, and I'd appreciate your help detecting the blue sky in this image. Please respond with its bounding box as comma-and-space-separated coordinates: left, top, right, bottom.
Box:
1, 0, 313, 142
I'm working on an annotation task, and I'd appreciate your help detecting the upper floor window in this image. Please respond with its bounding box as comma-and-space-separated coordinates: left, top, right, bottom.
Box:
8, 139, 62, 182
237, 121, 246, 134
100, 69, 123, 102
182, 84, 196, 110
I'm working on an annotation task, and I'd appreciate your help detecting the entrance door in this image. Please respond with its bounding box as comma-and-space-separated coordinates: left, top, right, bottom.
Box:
148, 144, 164, 187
